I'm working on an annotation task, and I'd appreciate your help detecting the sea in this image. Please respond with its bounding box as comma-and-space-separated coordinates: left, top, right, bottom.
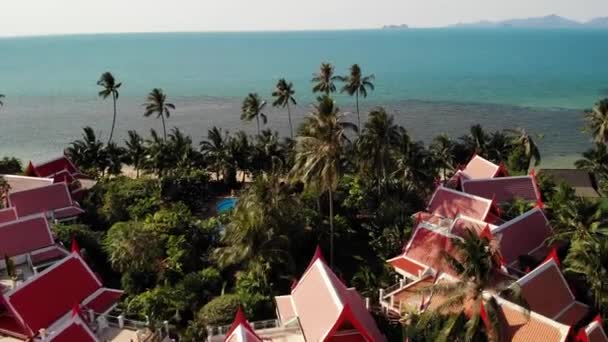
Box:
1, 29, 607, 166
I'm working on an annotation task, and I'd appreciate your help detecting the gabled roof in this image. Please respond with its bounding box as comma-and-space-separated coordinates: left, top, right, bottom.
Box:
516, 259, 589, 326
48, 315, 98, 342
277, 249, 386, 342
7, 183, 84, 219
3, 253, 121, 337
449, 215, 497, 239
461, 176, 540, 204
0, 214, 55, 258
493, 295, 570, 342
460, 155, 502, 180
585, 321, 608, 342
0, 174, 54, 194
541, 169, 601, 198
428, 186, 494, 221
224, 308, 262, 342
394, 225, 460, 277
26, 156, 80, 179
493, 208, 552, 266
0, 207, 17, 224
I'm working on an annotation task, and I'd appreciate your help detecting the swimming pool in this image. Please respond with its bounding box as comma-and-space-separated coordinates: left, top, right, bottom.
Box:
216, 198, 237, 213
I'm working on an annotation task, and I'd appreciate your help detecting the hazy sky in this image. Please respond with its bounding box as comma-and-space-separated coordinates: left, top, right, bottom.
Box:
1, 0, 607, 36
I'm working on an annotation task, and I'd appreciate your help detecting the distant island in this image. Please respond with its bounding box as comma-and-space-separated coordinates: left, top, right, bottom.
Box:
382, 24, 409, 30
449, 15, 608, 29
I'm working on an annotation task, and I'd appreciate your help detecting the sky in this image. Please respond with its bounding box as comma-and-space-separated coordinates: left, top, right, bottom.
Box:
1, 0, 607, 36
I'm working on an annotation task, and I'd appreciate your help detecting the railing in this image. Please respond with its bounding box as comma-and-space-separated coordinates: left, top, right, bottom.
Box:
207, 319, 280, 337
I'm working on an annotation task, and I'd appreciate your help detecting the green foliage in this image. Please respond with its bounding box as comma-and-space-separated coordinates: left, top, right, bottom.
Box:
196, 294, 242, 327
104, 221, 164, 274
176, 268, 223, 313
160, 170, 209, 211
127, 286, 184, 326
144, 88, 175, 140
0, 156, 22, 174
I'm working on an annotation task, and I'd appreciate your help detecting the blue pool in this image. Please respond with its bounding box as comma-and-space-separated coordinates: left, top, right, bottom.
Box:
216, 198, 237, 213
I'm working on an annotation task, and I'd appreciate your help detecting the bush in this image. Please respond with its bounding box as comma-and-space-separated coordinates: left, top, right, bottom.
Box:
195, 294, 241, 327
160, 170, 210, 211
0, 157, 22, 174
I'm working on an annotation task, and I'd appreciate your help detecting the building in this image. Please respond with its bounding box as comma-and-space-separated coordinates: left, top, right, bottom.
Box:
7, 183, 84, 222
541, 169, 601, 198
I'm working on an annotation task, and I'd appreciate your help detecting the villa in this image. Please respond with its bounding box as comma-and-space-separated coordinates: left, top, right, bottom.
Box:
7, 183, 84, 222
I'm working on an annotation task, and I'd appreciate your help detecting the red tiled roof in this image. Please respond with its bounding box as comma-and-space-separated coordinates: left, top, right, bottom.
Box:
82, 289, 123, 314
461, 176, 540, 204
494, 208, 552, 266
1, 175, 54, 194
48, 316, 97, 342
5, 254, 102, 336
0, 215, 54, 258
428, 186, 493, 221
586, 321, 608, 342
0, 208, 17, 224
8, 183, 83, 219
387, 255, 428, 278
224, 308, 262, 342
52, 170, 75, 185
449, 215, 496, 239
279, 250, 386, 342
402, 226, 459, 277
516, 259, 588, 326
30, 247, 69, 265
30, 156, 79, 178
460, 155, 501, 180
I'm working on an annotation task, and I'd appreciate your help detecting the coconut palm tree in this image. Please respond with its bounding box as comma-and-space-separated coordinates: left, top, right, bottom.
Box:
339, 64, 375, 129
506, 128, 542, 170
549, 197, 608, 244
430, 133, 455, 181
201, 127, 234, 183
124, 130, 146, 178
393, 131, 437, 196
460, 124, 489, 157
585, 99, 608, 144
272, 79, 297, 139
357, 107, 400, 193
576, 143, 608, 182
143, 88, 175, 141
421, 230, 528, 341
312, 63, 339, 95
65, 126, 105, 176
291, 95, 357, 267
241, 93, 267, 136
97, 72, 122, 144
565, 237, 608, 310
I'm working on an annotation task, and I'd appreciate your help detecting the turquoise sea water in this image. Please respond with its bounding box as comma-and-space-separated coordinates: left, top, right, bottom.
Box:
0, 29, 607, 164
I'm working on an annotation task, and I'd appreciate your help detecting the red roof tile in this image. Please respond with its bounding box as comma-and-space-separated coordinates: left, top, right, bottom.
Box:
494, 208, 552, 266
461, 176, 540, 204
82, 289, 123, 314
402, 226, 459, 276
516, 259, 588, 326
5, 254, 102, 335
586, 321, 608, 342
48, 316, 97, 342
555, 301, 590, 326
428, 186, 493, 221
31, 156, 79, 178
30, 246, 69, 265
8, 183, 83, 219
387, 256, 428, 278
461, 155, 501, 180
0, 208, 17, 225
279, 250, 386, 342
0, 215, 54, 258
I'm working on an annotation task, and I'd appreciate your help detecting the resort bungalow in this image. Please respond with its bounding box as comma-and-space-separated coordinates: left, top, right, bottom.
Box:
0, 253, 144, 341
541, 169, 601, 198
7, 183, 84, 222
23, 155, 92, 201
461, 175, 541, 204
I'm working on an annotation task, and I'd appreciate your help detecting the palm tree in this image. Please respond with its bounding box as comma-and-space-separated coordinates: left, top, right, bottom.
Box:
550, 197, 608, 244
103, 142, 125, 176
312, 63, 339, 95
393, 130, 437, 196
339, 64, 375, 129
201, 127, 235, 184
585, 99, 608, 144
0, 94, 4, 107
460, 124, 489, 157
97, 72, 122, 144
576, 143, 608, 183
421, 230, 528, 341
357, 108, 400, 193
430, 133, 455, 181
241, 93, 267, 136
565, 237, 608, 310
124, 130, 146, 178
272, 79, 297, 139
144, 129, 172, 177
291, 95, 357, 267
65, 127, 105, 176
506, 128, 541, 170
143, 88, 175, 141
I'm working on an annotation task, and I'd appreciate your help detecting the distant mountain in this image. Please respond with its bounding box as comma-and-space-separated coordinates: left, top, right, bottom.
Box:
450, 15, 608, 29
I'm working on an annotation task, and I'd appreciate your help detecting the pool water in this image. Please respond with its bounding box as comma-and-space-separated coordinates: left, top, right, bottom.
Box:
216, 198, 237, 213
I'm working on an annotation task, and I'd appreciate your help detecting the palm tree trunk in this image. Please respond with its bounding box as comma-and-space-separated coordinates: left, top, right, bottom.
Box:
328, 189, 334, 268
356, 91, 361, 133
287, 103, 294, 139
161, 114, 167, 141
108, 92, 117, 144
256, 115, 260, 136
